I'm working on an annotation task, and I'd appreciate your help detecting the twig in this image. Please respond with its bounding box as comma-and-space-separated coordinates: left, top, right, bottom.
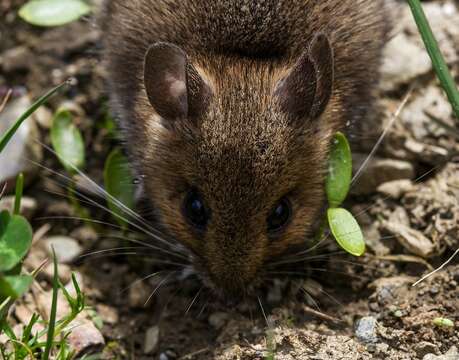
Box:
302, 305, 343, 324
412, 248, 459, 287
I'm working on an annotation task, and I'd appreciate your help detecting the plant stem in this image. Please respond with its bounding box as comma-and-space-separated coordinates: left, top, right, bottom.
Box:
14, 173, 24, 215
407, 0, 459, 118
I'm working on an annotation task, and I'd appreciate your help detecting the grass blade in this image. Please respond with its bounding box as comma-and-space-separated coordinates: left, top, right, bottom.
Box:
43, 248, 59, 360
0, 81, 68, 153
14, 173, 24, 215
407, 0, 459, 117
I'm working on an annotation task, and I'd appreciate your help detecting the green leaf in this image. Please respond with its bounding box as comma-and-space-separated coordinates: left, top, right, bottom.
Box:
104, 148, 135, 229
0, 82, 67, 154
0, 214, 33, 271
327, 208, 365, 256
0, 275, 33, 299
19, 0, 91, 27
51, 109, 85, 173
326, 132, 352, 208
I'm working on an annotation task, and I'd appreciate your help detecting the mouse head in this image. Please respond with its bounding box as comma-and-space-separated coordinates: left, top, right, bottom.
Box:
138, 34, 336, 298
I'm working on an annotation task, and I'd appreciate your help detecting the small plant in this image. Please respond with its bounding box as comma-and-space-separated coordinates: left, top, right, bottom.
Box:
0, 174, 33, 323
322, 132, 365, 256
103, 148, 136, 230
19, 0, 91, 27
432, 317, 454, 329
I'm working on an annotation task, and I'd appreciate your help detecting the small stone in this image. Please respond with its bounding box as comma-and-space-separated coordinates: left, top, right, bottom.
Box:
32, 106, 53, 129
381, 32, 431, 91
362, 224, 390, 256
382, 222, 435, 258
129, 281, 152, 308
144, 325, 160, 354
355, 316, 378, 344
68, 320, 105, 357
0, 46, 31, 72
96, 304, 119, 325
209, 312, 229, 329
415, 342, 439, 358
377, 180, 414, 199
43, 236, 83, 264
0, 196, 37, 219
159, 354, 169, 360
42, 262, 72, 284
423, 346, 458, 360
352, 156, 415, 195
0, 96, 43, 188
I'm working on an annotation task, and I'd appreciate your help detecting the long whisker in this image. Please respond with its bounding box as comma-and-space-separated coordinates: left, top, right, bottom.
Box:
185, 287, 203, 315
144, 271, 176, 306
257, 296, 270, 327
120, 271, 164, 294
351, 84, 415, 185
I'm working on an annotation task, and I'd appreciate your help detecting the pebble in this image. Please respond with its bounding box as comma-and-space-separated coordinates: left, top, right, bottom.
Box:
423, 346, 459, 360
129, 280, 152, 308
0, 96, 43, 188
67, 320, 105, 356
0, 195, 37, 219
0, 46, 31, 72
376, 180, 414, 199
209, 312, 229, 329
415, 341, 439, 358
96, 304, 119, 325
43, 236, 83, 264
144, 325, 160, 354
352, 156, 415, 195
32, 105, 53, 129
355, 316, 378, 344
380, 32, 431, 91
42, 262, 72, 284
382, 222, 435, 258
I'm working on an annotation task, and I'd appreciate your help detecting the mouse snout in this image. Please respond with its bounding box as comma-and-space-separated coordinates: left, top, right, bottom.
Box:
203, 231, 265, 296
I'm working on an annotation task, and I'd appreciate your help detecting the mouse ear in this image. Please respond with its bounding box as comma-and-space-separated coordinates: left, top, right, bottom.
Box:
144, 42, 211, 121
274, 34, 334, 124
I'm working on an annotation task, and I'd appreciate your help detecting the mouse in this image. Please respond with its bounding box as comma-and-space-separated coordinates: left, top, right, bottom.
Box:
101, 0, 390, 300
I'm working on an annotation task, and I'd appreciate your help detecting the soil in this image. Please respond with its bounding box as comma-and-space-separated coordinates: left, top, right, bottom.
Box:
0, 0, 458, 359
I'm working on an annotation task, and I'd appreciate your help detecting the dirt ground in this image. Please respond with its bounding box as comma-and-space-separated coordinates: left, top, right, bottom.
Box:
0, 0, 458, 359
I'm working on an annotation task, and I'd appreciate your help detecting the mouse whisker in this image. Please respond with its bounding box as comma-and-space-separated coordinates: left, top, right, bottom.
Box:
257, 296, 270, 328
301, 287, 321, 311
144, 271, 177, 306
185, 286, 203, 315
120, 270, 167, 294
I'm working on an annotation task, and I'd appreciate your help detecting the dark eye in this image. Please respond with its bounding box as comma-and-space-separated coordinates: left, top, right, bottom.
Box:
183, 191, 209, 229
267, 198, 292, 233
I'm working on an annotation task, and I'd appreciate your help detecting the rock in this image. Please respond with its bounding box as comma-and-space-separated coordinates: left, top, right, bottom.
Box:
0, 96, 43, 189
377, 180, 414, 199
355, 316, 378, 344
362, 224, 390, 256
415, 342, 439, 358
42, 262, 72, 284
96, 304, 119, 325
0, 46, 32, 72
209, 312, 229, 329
380, 32, 431, 91
423, 346, 459, 360
32, 105, 53, 129
144, 325, 160, 354
352, 156, 415, 195
0, 195, 37, 219
43, 236, 83, 264
67, 320, 105, 357
129, 280, 152, 308
382, 222, 435, 258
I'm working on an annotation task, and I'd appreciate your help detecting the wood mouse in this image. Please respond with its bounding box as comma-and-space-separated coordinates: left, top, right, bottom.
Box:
101, 0, 390, 299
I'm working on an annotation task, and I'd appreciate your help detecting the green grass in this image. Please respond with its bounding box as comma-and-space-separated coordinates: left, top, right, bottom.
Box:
407, 0, 459, 118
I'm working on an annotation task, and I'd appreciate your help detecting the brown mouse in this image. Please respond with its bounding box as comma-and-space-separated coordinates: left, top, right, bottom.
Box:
101, 0, 390, 299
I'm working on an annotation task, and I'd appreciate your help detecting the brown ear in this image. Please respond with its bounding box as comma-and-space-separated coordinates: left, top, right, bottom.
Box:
274, 34, 334, 123
144, 42, 211, 121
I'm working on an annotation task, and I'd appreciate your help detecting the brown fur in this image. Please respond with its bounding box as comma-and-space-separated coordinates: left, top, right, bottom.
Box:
101, 0, 390, 296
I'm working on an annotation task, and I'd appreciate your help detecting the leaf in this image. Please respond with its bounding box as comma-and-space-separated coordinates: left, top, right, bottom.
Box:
327, 208, 365, 256
326, 132, 352, 208
104, 148, 136, 228
18, 0, 91, 27
0, 213, 33, 271
0, 275, 33, 299
0, 82, 67, 154
51, 109, 85, 173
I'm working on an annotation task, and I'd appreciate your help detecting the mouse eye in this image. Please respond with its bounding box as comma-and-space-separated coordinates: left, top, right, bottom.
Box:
183, 191, 209, 229
267, 197, 292, 234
